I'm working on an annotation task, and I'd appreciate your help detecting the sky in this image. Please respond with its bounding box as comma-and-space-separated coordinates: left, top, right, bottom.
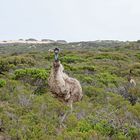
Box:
0, 0, 140, 42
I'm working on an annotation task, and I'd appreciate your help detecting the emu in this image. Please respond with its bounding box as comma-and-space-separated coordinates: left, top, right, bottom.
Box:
48, 48, 83, 112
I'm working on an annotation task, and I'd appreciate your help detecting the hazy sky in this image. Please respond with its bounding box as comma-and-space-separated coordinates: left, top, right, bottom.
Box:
0, 0, 140, 42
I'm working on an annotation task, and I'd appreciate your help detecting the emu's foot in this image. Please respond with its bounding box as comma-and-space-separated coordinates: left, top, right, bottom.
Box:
59, 110, 72, 128
59, 123, 66, 129
56, 124, 65, 135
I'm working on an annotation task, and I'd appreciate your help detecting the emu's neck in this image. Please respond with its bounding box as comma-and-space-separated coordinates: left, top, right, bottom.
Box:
52, 65, 62, 79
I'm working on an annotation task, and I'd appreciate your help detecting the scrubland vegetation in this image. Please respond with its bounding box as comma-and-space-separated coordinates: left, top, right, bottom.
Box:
0, 41, 140, 139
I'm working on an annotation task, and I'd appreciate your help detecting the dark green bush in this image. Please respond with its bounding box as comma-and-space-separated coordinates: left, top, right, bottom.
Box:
14, 68, 48, 93
94, 53, 128, 61
15, 68, 48, 80
60, 56, 84, 63
81, 65, 95, 72
83, 86, 103, 97
93, 120, 115, 136
96, 72, 121, 86
0, 79, 6, 87
135, 53, 140, 59
0, 56, 35, 72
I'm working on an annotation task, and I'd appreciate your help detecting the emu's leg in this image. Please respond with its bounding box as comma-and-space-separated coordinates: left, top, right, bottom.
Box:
59, 111, 69, 128
59, 100, 73, 128
68, 99, 73, 113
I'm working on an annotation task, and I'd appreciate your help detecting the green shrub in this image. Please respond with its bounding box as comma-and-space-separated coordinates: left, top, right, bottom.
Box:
94, 53, 128, 61
0, 56, 35, 72
115, 132, 129, 140
76, 120, 92, 133
78, 75, 93, 84
130, 63, 140, 69
0, 79, 6, 87
96, 72, 120, 86
14, 68, 48, 93
83, 86, 103, 98
135, 53, 140, 59
15, 68, 48, 80
60, 56, 84, 63
93, 120, 115, 136
81, 65, 95, 72
63, 63, 79, 72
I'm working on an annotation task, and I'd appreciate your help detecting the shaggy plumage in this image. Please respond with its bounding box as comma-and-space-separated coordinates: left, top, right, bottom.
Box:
48, 60, 83, 109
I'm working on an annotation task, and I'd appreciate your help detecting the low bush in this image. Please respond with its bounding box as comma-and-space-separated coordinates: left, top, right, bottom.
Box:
0, 56, 35, 72
14, 68, 48, 94
60, 55, 84, 63
15, 68, 48, 80
0, 79, 6, 87
96, 72, 121, 87
94, 52, 128, 61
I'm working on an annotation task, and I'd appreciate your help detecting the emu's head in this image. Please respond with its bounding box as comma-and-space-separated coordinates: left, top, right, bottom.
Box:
53, 48, 64, 73
54, 48, 60, 61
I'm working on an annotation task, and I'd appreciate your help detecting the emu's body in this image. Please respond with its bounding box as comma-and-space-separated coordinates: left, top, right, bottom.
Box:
127, 75, 136, 88
48, 61, 83, 110
129, 79, 136, 87
128, 69, 136, 87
